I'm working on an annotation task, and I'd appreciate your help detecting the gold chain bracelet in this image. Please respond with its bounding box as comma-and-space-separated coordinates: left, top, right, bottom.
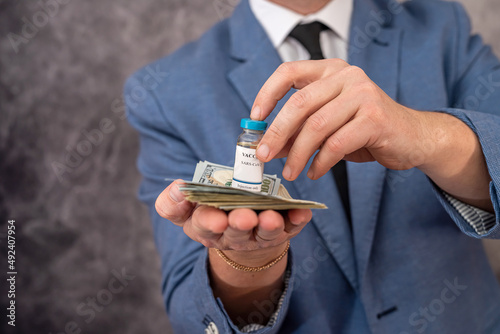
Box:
214, 241, 290, 272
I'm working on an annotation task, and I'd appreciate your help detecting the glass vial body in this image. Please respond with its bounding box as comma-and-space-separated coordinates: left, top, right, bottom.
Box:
232, 118, 267, 192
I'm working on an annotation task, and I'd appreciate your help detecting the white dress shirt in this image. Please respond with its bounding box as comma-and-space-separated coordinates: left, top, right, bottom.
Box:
249, 0, 353, 62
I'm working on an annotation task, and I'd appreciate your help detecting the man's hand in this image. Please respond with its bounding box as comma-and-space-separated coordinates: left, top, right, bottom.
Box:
156, 179, 313, 324
252, 59, 434, 179
251, 59, 492, 210
155, 179, 312, 259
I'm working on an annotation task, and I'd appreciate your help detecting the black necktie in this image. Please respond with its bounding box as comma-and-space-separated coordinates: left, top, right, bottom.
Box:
289, 22, 351, 224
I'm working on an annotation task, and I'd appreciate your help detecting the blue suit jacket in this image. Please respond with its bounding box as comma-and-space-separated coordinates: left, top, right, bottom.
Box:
125, 0, 500, 332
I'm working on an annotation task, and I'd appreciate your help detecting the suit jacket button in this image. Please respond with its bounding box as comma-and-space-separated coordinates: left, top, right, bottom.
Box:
205, 321, 219, 334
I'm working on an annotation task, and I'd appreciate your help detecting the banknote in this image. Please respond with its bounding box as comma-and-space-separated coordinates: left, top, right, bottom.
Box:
192, 160, 283, 196
176, 161, 327, 210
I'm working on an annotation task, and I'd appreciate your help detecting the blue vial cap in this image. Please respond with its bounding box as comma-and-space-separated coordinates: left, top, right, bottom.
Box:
240, 118, 267, 131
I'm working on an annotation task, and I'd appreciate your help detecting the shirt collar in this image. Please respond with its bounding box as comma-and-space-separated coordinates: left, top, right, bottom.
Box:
249, 0, 353, 48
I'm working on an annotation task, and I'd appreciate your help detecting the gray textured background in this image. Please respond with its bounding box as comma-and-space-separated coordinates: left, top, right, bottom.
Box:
0, 0, 499, 333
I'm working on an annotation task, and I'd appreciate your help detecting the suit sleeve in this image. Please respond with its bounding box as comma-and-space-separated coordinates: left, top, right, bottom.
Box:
124, 72, 293, 333
433, 2, 500, 239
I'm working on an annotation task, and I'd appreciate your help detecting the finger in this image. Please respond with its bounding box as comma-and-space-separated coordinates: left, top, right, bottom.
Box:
274, 126, 301, 159
155, 180, 196, 225
189, 205, 229, 241
251, 59, 348, 122
308, 116, 374, 180
284, 209, 312, 235
223, 209, 259, 247
256, 76, 347, 164
255, 210, 285, 242
282, 91, 360, 180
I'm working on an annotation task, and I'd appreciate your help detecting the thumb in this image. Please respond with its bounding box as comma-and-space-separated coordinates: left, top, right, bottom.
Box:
155, 179, 195, 225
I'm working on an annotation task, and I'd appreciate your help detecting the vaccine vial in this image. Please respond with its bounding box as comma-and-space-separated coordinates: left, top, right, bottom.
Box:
232, 118, 267, 192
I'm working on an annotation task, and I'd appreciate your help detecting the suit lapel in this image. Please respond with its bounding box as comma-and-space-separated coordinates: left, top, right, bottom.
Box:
226, 0, 289, 123
348, 0, 403, 281
295, 166, 360, 291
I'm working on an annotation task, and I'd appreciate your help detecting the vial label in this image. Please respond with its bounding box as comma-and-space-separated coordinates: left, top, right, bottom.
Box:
232, 145, 264, 192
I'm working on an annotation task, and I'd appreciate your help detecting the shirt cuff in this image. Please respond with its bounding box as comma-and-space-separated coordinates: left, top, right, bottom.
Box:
240, 268, 291, 333
443, 192, 496, 236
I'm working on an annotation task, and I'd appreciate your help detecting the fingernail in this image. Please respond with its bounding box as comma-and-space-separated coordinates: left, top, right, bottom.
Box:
283, 165, 292, 180
257, 143, 269, 160
251, 105, 261, 120
169, 184, 183, 203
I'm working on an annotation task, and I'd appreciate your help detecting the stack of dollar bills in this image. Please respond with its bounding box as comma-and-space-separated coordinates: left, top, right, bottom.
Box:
177, 161, 327, 210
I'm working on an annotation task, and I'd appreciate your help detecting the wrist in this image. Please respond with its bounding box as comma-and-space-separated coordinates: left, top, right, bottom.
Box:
208, 242, 289, 290
219, 241, 290, 268
415, 111, 473, 173
416, 111, 492, 208
208, 244, 289, 326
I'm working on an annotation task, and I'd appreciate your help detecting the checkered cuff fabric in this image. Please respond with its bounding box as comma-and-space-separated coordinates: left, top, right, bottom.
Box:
443, 192, 496, 235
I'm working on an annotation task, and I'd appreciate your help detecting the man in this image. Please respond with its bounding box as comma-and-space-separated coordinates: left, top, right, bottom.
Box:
125, 0, 500, 332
